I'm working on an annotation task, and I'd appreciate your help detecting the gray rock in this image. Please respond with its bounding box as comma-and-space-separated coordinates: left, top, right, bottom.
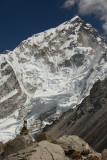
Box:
58, 135, 92, 154
28, 141, 68, 160
4, 141, 69, 160
101, 149, 107, 160
3, 135, 33, 158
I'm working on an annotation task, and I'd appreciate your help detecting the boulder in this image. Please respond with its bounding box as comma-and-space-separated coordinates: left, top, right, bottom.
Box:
57, 135, 102, 159
3, 134, 33, 158
4, 141, 69, 160
58, 135, 93, 154
29, 141, 68, 160
36, 132, 57, 144
101, 149, 107, 160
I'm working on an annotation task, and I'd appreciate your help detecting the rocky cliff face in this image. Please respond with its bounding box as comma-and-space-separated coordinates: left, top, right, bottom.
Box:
0, 56, 27, 118
44, 79, 107, 152
0, 16, 107, 142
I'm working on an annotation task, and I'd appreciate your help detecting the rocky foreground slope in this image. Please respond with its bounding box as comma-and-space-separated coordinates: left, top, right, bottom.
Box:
1, 133, 106, 160
43, 79, 107, 152
0, 16, 107, 142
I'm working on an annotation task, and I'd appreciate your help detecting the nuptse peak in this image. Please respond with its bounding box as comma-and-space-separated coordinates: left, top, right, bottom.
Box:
0, 15, 107, 142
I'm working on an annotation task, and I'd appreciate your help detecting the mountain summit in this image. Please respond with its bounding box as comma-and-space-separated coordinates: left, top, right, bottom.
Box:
0, 16, 107, 142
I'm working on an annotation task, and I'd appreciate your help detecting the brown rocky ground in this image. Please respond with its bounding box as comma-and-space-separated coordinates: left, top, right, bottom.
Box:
1, 133, 106, 160
0, 135, 33, 159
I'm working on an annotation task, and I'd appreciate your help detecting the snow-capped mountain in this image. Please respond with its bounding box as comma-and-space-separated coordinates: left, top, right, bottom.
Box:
0, 16, 107, 142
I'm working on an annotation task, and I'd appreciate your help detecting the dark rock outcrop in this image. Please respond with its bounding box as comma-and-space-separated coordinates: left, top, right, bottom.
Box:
43, 79, 107, 152
36, 132, 57, 144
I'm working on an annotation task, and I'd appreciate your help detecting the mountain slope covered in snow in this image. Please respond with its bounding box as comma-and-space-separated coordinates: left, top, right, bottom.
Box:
0, 16, 107, 142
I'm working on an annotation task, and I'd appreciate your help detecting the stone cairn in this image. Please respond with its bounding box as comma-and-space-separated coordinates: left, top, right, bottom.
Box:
20, 120, 29, 135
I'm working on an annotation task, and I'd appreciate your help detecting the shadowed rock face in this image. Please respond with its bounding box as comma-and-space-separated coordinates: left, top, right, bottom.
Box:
43, 79, 107, 152
71, 53, 84, 67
